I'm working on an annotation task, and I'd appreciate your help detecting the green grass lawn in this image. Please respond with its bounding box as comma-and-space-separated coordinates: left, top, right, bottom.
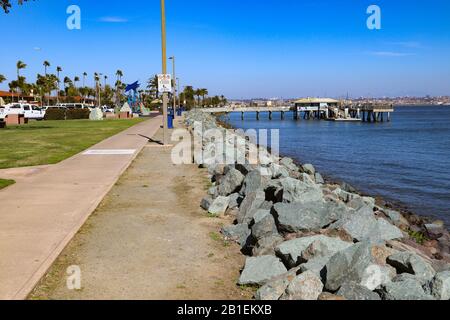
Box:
0, 178, 15, 189
0, 119, 145, 169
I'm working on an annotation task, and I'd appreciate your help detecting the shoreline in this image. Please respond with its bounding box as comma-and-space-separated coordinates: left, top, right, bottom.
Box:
217, 115, 444, 232
190, 109, 450, 300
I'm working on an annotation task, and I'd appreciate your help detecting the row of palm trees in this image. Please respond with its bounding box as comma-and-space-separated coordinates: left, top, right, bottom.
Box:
145, 75, 226, 109
0, 60, 126, 106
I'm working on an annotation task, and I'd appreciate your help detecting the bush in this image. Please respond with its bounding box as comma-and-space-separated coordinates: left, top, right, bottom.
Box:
44, 108, 66, 120
66, 109, 90, 120
44, 108, 90, 121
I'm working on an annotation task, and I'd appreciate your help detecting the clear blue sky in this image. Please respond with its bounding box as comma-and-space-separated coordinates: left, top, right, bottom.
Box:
1, 0, 449, 98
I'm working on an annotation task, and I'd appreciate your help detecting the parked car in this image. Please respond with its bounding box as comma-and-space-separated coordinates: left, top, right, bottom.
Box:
54, 103, 94, 110
101, 105, 115, 113
0, 103, 46, 120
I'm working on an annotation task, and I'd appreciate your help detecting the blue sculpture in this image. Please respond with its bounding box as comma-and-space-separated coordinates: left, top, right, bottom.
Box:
125, 81, 141, 113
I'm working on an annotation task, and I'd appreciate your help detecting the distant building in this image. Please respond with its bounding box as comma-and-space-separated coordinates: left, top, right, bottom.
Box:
294, 98, 340, 108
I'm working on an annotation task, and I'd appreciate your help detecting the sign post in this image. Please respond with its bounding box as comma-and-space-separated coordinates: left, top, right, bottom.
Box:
160, 0, 169, 145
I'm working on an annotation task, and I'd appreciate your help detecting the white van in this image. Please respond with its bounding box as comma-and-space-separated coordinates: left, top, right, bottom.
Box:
0, 103, 46, 120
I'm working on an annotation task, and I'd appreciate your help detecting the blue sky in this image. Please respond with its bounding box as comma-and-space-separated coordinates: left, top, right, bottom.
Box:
0, 0, 449, 98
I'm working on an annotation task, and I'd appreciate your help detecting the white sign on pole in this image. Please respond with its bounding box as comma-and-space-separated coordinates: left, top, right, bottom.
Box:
158, 74, 172, 93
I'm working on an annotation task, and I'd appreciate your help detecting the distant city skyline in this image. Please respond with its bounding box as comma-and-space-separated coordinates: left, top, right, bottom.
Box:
1, 0, 449, 98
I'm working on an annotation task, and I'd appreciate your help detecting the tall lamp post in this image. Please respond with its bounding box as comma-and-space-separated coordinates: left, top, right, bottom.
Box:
160, 0, 169, 145
169, 56, 177, 118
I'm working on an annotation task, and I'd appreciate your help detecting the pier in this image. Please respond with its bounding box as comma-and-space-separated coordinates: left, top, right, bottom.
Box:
203, 99, 394, 123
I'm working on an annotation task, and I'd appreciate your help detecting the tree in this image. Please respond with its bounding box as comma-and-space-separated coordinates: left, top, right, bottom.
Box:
15, 60, 26, 101
147, 75, 159, 99
82, 72, 87, 87
43, 60, 50, 75
1, 0, 31, 13
199, 88, 209, 106
104, 75, 108, 88
0, 74, 6, 84
116, 70, 123, 82
194, 89, 202, 107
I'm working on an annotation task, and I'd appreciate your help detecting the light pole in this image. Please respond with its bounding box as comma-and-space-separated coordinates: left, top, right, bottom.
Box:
169, 56, 176, 118
160, 0, 169, 145
177, 77, 181, 110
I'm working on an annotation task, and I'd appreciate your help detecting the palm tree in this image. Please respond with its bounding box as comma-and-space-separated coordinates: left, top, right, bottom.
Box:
194, 89, 202, 107
0, 74, 6, 84
16, 60, 26, 101
43, 61, 50, 75
56, 66, 62, 103
104, 75, 108, 88
200, 88, 209, 106
82, 72, 87, 87
63, 76, 72, 96
147, 75, 159, 99
73, 76, 80, 87
116, 70, 123, 82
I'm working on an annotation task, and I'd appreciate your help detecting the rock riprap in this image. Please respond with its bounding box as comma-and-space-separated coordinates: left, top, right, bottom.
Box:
186, 110, 450, 300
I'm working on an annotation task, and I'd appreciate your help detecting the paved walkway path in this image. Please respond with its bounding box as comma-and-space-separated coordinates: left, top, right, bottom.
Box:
0, 116, 162, 300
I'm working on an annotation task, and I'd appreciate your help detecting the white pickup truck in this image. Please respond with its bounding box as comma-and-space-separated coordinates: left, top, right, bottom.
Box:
0, 103, 46, 120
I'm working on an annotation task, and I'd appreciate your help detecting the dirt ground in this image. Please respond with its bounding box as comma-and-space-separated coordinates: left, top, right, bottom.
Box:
29, 124, 254, 300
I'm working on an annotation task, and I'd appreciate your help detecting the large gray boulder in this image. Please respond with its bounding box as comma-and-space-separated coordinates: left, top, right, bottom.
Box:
337, 282, 381, 300
302, 164, 316, 176
208, 196, 230, 216
387, 252, 436, 282
237, 191, 266, 225
240, 170, 269, 196
238, 255, 288, 286
315, 172, 325, 184
273, 202, 346, 234
253, 235, 285, 257
278, 177, 323, 204
221, 224, 251, 247
324, 242, 375, 291
341, 211, 403, 244
255, 268, 298, 300
276, 235, 352, 268
218, 168, 245, 196
280, 271, 323, 301
280, 157, 298, 172
270, 163, 290, 179
228, 193, 243, 209
299, 256, 330, 276
379, 278, 435, 300
251, 214, 279, 241
200, 196, 213, 211
428, 271, 450, 300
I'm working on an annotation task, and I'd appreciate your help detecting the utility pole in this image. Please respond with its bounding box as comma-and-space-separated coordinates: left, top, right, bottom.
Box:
169, 56, 176, 118
160, 0, 169, 145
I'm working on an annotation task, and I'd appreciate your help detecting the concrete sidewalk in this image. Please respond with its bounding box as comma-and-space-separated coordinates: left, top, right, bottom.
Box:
0, 116, 162, 300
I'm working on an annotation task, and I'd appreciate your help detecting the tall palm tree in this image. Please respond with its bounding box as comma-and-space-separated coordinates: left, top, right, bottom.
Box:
94, 73, 100, 106
116, 70, 123, 82
104, 75, 108, 88
43, 60, 50, 75
56, 66, 62, 103
194, 89, 202, 107
73, 76, 80, 97
0, 74, 6, 84
200, 88, 209, 106
82, 72, 87, 87
16, 60, 26, 102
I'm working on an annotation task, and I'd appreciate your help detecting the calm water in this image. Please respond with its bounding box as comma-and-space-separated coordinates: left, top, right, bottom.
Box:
224, 106, 450, 224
